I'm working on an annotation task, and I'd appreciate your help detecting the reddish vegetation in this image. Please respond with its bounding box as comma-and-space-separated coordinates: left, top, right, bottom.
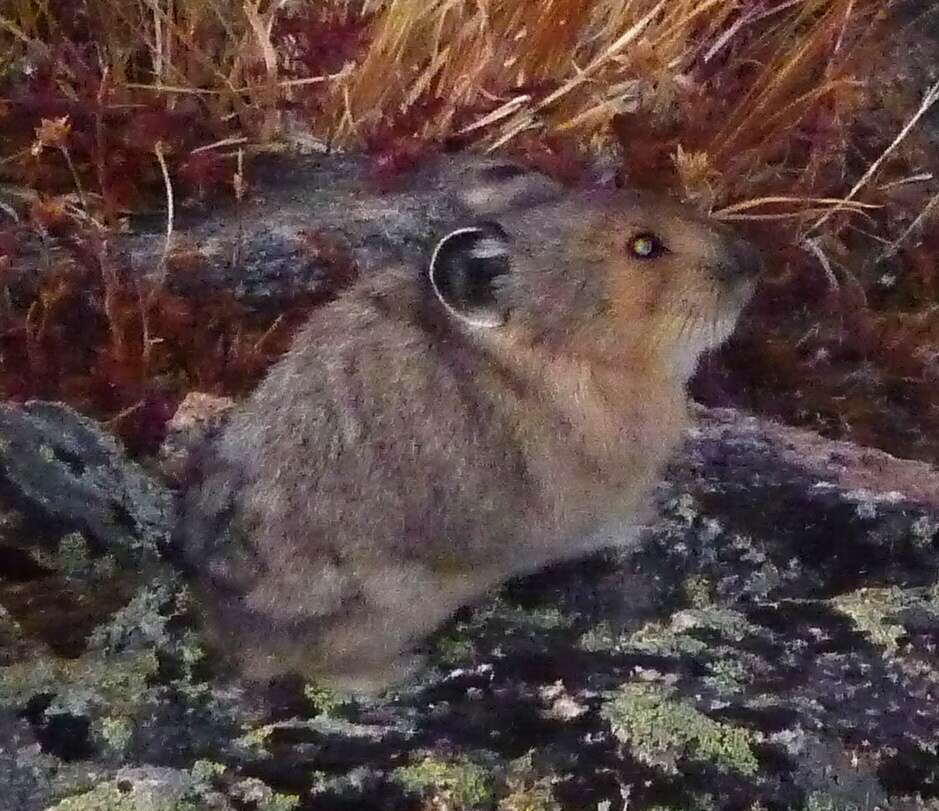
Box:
1, 2, 939, 465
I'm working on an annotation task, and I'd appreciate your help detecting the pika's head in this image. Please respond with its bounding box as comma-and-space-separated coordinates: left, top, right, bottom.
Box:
430, 162, 763, 380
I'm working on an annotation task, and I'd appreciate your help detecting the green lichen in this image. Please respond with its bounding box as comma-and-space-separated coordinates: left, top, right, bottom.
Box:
628, 619, 708, 657
466, 598, 574, 634
189, 760, 226, 784
235, 722, 277, 753
499, 752, 558, 811
231, 778, 299, 811
88, 581, 175, 652
802, 792, 866, 811
627, 609, 755, 658
683, 575, 715, 609
645, 796, 716, 811
303, 683, 345, 716
43, 783, 200, 811
56, 532, 93, 576
177, 630, 206, 668
0, 649, 157, 714
911, 516, 939, 551
499, 781, 559, 811
578, 621, 630, 653
703, 655, 750, 695
433, 634, 476, 664
832, 587, 939, 654
601, 682, 759, 776
97, 715, 134, 753
395, 756, 495, 810
495, 603, 573, 632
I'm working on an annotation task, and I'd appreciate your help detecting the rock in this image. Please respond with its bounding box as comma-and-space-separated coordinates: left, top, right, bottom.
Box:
0, 401, 938, 811
0, 401, 173, 556
6, 152, 490, 314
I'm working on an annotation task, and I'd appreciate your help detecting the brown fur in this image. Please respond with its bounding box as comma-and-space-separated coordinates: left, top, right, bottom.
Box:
173, 165, 763, 694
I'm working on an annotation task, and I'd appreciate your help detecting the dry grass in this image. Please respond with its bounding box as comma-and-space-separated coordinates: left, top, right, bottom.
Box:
0, 0, 904, 213
2, 0, 939, 463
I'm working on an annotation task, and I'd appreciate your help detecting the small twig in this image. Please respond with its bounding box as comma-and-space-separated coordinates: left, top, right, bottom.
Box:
713, 195, 879, 217
141, 140, 175, 371
254, 314, 285, 353
104, 400, 146, 428
153, 140, 175, 288
190, 136, 249, 154
877, 173, 933, 191
58, 144, 90, 216
811, 77, 939, 232
702, 0, 803, 63
802, 237, 840, 290
125, 83, 224, 95
832, 0, 855, 56
716, 209, 851, 222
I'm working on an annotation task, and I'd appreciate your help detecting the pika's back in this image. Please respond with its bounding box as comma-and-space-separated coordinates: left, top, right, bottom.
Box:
174, 161, 762, 692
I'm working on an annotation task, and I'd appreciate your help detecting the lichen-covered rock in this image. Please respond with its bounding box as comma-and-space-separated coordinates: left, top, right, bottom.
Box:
0, 401, 173, 556
0, 402, 938, 811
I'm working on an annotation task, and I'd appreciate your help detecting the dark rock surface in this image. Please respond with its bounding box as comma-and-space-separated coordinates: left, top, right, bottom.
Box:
0, 400, 937, 811
8, 151, 487, 315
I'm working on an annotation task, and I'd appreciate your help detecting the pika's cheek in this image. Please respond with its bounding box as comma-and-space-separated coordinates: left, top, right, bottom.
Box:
607, 266, 667, 321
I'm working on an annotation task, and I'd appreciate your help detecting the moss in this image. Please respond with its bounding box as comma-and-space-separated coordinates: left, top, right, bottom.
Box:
395, 756, 495, 810
601, 682, 759, 776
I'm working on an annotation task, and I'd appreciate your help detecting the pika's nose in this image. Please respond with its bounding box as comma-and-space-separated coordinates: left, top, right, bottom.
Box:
713, 232, 765, 284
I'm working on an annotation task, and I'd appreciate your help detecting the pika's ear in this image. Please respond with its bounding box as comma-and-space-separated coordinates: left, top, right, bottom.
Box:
429, 222, 511, 328
458, 162, 565, 217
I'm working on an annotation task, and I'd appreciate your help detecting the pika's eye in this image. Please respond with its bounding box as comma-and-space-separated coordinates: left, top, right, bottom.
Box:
628, 232, 667, 260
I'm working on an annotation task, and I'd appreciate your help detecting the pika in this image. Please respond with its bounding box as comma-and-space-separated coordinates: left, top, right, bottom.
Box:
173, 162, 762, 694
